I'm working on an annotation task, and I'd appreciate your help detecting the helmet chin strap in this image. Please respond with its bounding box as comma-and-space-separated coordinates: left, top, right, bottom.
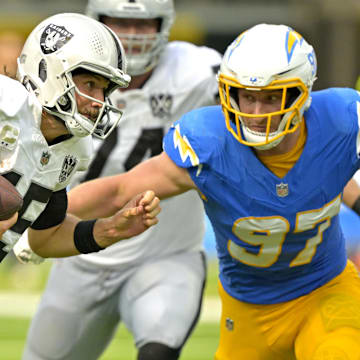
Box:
45, 106, 93, 138
250, 133, 285, 151
63, 113, 94, 137
241, 122, 286, 150
238, 111, 288, 150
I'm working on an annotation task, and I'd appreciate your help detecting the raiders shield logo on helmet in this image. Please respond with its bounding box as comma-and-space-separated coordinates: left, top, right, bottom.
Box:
40, 24, 74, 55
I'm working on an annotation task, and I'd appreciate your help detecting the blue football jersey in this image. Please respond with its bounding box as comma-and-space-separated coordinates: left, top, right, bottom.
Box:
163, 88, 360, 304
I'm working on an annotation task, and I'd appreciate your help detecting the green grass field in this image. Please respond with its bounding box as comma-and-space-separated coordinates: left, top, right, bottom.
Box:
0, 317, 220, 360
0, 257, 221, 360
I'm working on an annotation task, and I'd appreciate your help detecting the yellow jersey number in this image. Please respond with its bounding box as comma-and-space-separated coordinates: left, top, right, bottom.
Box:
228, 195, 341, 268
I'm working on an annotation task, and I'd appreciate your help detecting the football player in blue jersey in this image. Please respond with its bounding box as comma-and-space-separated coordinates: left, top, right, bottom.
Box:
66, 23, 360, 359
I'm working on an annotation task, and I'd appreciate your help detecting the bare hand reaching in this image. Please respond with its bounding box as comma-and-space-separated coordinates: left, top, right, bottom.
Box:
0, 212, 18, 240
93, 190, 161, 247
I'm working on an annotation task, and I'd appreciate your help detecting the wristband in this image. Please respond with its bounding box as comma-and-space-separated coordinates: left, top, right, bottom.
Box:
74, 220, 104, 254
352, 196, 360, 216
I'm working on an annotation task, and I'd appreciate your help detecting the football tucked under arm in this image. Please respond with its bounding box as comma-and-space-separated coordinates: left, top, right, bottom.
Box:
0, 175, 23, 220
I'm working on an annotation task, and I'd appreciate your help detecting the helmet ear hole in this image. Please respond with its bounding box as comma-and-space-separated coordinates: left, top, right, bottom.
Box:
38, 59, 47, 82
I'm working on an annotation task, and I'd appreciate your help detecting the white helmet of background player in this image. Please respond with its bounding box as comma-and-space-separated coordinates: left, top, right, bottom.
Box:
17, 12, 131, 139
86, 0, 175, 76
218, 23, 317, 150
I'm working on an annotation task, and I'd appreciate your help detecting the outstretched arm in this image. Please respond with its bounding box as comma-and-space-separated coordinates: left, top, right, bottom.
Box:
15, 151, 194, 262
68, 151, 197, 219
27, 190, 160, 258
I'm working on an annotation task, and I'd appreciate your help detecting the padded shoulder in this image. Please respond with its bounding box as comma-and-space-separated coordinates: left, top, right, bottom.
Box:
156, 41, 221, 88
0, 75, 29, 118
163, 105, 225, 168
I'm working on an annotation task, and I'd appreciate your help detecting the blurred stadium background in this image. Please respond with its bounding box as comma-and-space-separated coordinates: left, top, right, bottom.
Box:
1, 0, 360, 88
0, 0, 360, 358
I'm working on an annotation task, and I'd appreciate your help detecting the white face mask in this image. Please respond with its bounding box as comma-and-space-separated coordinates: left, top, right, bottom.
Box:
115, 32, 164, 76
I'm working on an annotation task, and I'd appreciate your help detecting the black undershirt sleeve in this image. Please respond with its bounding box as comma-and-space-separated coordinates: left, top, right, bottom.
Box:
30, 188, 68, 230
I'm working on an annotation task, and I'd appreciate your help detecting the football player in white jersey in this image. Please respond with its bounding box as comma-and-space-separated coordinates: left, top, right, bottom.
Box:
21, 1, 221, 360
0, 13, 160, 264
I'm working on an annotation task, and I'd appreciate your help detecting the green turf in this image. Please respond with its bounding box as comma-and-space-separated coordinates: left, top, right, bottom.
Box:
101, 322, 219, 360
0, 316, 219, 360
0, 256, 220, 296
0, 257, 221, 359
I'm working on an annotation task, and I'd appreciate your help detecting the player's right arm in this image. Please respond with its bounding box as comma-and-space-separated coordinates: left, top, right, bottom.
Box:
27, 189, 161, 258
68, 151, 197, 220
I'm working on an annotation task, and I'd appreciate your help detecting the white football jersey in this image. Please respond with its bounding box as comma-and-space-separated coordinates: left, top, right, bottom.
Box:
0, 75, 92, 256
71, 41, 222, 267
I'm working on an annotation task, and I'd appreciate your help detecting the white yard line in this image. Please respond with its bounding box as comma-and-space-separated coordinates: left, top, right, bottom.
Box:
0, 292, 222, 323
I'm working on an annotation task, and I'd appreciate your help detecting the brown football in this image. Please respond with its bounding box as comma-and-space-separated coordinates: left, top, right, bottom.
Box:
0, 175, 23, 221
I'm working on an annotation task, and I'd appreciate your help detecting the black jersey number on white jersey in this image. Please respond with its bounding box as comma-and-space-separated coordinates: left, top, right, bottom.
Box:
3, 171, 53, 234
82, 127, 164, 182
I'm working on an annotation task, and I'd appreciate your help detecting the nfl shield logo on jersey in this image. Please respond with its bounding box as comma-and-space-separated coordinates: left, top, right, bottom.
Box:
59, 155, 78, 183
40, 151, 51, 166
150, 94, 173, 118
276, 183, 289, 197
225, 318, 234, 331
